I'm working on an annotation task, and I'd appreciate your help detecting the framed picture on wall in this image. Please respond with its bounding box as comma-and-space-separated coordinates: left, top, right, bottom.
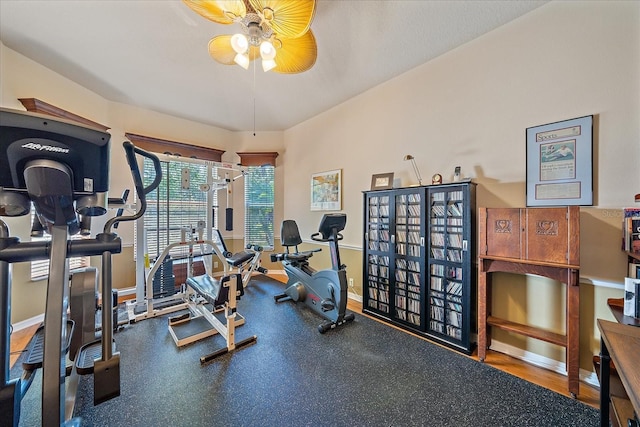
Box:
311, 169, 342, 211
526, 115, 593, 206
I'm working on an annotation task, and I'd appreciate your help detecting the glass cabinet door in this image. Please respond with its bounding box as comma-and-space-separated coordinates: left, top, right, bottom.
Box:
427, 186, 469, 346
364, 193, 391, 315
393, 190, 424, 328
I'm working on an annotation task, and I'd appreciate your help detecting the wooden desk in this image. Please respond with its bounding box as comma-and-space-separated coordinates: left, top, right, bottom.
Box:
478, 255, 580, 397
598, 319, 640, 427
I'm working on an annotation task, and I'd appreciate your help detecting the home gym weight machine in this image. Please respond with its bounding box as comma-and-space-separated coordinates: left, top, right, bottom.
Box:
128, 159, 265, 322
162, 223, 257, 363
136, 220, 256, 359
0, 107, 161, 426
272, 213, 355, 333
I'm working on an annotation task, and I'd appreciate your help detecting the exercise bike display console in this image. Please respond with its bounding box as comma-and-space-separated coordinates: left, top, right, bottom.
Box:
272, 213, 355, 333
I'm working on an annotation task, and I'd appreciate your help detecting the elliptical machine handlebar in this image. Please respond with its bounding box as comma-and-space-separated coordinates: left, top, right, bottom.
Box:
104, 141, 162, 233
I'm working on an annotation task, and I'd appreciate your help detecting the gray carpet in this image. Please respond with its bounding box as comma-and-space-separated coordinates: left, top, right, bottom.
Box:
15, 275, 599, 426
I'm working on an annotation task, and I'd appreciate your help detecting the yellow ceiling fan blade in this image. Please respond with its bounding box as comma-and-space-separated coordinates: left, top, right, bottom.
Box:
209, 36, 259, 65
249, 0, 316, 39
273, 29, 317, 74
208, 35, 237, 64
182, 0, 246, 25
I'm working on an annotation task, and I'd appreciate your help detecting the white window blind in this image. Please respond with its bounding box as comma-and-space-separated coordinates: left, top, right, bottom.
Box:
138, 157, 217, 262
244, 165, 275, 249
30, 209, 90, 280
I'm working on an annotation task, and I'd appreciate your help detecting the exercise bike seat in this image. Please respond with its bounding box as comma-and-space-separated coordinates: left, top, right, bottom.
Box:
270, 219, 321, 264
281, 219, 302, 247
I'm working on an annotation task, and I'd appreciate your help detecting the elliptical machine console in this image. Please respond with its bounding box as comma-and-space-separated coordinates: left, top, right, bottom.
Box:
272, 213, 355, 333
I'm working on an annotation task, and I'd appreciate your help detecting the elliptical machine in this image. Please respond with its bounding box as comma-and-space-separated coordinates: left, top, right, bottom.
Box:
272, 213, 355, 333
0, 107, 161, 426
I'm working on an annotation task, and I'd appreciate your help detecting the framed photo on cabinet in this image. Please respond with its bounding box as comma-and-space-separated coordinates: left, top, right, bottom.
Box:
526, 115, 593, 206
311, 169, 341, 211
370, 172, 394, 190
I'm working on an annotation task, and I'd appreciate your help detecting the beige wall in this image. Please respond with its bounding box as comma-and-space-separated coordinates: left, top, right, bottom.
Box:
0, 43, 285, 322
1, 1, 638, 376
280, 1, 639, 374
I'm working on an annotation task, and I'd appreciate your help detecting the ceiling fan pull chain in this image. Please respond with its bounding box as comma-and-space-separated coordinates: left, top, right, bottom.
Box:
253, 57, 257, 136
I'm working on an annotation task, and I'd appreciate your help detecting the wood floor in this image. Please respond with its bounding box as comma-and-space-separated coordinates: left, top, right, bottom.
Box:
8, 275, 600, 411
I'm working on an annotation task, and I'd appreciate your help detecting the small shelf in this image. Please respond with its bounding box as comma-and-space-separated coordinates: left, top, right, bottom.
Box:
487, 316, 566, 347
627, 251, 640, 262
611, 396, 635, 427
607, 298, 640, 326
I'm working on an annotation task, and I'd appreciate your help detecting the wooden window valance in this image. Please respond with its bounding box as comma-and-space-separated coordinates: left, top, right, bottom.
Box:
18, 98, 109, 131
236, 151, 279, 166
125, 133, 224, 162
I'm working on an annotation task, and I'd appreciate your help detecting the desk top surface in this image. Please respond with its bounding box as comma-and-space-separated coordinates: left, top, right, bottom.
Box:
598, 319, 640, 415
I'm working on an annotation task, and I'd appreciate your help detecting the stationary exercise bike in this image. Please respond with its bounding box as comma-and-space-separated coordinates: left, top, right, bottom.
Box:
272, 213, 355, 333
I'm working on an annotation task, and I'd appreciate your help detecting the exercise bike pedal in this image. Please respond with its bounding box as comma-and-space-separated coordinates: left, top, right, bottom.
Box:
274, 293, 291, 303
320, 299, 335, 312
318, 312, 356, 334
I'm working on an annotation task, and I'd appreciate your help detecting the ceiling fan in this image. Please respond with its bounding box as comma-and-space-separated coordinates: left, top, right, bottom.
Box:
183, 0, 317, 74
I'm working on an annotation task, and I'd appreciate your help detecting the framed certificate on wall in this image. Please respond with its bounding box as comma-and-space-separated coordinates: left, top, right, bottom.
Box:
526, 115, 593, 206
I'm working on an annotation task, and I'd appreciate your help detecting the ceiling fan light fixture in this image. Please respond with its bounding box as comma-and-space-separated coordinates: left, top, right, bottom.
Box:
262, 58, 276, 72
234, 52, 250, 69
230, 33, 248, 54
260, 41, 276, 61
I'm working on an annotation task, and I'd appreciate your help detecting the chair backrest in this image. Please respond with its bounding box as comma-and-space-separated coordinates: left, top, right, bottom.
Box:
281, 220, 302, 252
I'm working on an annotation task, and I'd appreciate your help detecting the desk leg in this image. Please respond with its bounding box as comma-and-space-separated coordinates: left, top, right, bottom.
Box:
599, 338, 610, 427
478, 266, 488, 362
567, 270, 580, 398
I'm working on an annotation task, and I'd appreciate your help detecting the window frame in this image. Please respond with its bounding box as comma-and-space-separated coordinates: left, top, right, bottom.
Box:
244, 165, 275, 250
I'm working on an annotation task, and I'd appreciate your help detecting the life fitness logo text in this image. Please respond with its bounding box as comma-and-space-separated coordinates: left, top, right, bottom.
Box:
21, 142, 70, 154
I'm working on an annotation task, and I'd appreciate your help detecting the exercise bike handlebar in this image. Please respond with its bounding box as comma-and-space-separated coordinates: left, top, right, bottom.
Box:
270, 248, 321, 263
104, 141, 162, 233
310, 231, 343, 242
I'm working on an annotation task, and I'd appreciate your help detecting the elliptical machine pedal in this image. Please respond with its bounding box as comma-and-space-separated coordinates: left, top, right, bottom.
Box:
272, 214, 355, 333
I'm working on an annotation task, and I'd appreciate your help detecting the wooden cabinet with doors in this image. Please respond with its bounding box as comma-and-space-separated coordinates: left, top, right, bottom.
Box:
477, 206, 581, 397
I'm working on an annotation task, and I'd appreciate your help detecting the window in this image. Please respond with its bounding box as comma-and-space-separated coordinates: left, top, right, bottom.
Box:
244, 165, 275, 249
138, 156, 218, 262
30, 209, 90, 280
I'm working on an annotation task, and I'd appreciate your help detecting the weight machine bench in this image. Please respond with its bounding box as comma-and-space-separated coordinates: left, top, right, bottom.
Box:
213, 229, 267, 287
168, 273, 257, 364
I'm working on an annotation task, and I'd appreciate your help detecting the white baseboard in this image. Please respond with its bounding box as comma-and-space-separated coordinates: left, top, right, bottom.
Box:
348, 292, 362, 303
12, 313, 44, 332
489, 339, 600, 389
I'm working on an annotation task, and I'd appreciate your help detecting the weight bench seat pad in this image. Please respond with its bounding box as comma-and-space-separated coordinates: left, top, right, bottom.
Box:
226, 251, 254, 267
186, 274, 242, 306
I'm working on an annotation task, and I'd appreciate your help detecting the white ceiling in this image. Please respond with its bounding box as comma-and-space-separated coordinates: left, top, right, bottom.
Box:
0, 0, 548, 132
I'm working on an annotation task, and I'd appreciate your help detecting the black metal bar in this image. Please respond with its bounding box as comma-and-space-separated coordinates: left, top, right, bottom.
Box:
599, 338, 611, 427
41, 225, 68, 426
0, 237, 121, 263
